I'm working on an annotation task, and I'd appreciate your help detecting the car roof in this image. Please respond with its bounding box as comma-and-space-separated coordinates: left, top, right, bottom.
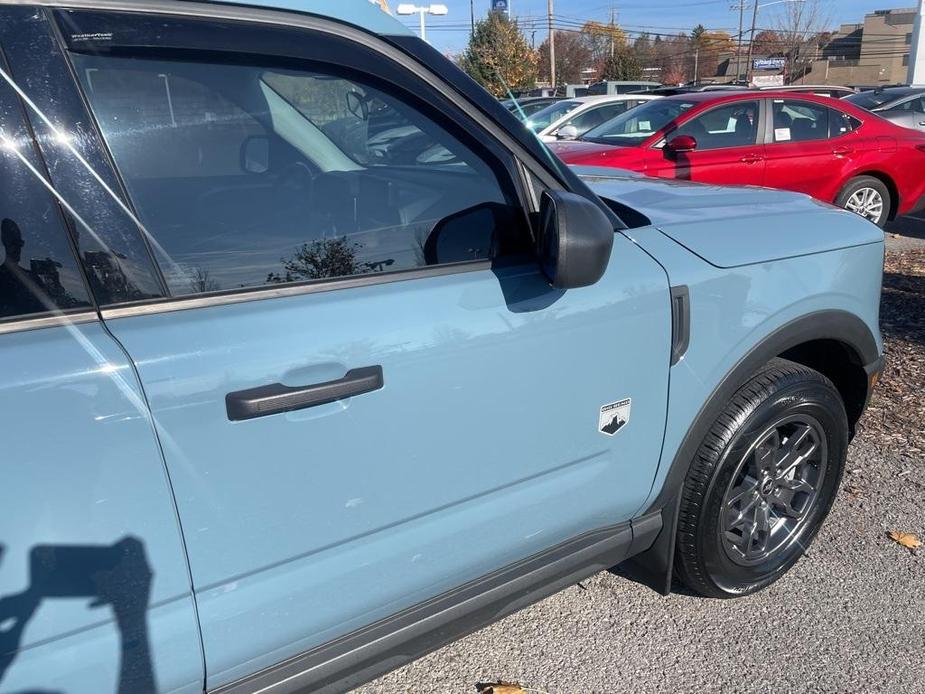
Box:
179, 0, 413, 36
571, 94, 657, 104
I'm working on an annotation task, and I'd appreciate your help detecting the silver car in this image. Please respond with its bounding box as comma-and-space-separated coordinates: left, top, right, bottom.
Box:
844, 86, 925, 132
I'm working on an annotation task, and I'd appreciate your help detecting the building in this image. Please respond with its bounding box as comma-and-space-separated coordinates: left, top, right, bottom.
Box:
809, 8, 917, 86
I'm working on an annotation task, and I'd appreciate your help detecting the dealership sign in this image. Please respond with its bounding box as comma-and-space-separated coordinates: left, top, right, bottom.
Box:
754, 58, 786, 70
752, 75, 785, 87
492, 0, 509, 13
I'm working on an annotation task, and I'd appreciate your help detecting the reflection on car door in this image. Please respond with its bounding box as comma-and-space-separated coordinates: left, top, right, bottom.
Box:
44, 8, 673, 690
646, 100, 765, 185
0, 19, 202, 691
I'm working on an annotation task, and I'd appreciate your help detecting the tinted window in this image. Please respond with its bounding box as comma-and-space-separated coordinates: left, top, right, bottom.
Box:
583, 99, 697, 145
845, 88, 919, 111
0, 76, 92, 321
674, 101, 760, 150
73, 53, 517, 296
830, 111, 862, 138
564, 102, 630, 134
526, 100, 581, 131
771, 101, 828, 143
886, 96, 925, 114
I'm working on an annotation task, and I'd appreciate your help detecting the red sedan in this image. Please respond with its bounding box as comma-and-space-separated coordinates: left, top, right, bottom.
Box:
549, 91, 925, 227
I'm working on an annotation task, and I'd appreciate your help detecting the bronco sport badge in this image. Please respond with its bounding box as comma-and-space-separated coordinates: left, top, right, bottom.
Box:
599, 399, 631, 436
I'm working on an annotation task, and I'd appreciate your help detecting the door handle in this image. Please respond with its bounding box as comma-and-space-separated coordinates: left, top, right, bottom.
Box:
832, 146, 853, 156
739, 154, 763, 164
918, 121, 925, 127
226, 366, 383, 421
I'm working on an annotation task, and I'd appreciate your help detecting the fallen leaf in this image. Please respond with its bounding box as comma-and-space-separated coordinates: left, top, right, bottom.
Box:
476, 683, 527, 694
888, 530, 923, 550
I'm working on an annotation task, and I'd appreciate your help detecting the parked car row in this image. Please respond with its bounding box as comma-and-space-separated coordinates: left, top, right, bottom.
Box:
532, 90, 925, 227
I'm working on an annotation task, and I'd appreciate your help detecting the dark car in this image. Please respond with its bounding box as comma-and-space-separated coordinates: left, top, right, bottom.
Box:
499, 96, 561, 120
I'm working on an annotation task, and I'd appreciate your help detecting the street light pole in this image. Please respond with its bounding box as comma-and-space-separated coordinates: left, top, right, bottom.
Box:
396, 3, 448, 43
745, 0, 761, 85
745, 0, 804, 85
734, 0, 746, 82
548, 0, 556, 89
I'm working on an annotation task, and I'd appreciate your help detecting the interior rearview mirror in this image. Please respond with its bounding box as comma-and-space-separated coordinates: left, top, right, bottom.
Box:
241, 136, 270, 174
346, 91, 370, 121
538, 191, 614, 289
665, 134, 698, 155
556, 125, 580, 140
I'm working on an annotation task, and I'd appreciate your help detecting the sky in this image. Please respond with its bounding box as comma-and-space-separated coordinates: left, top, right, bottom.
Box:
394, 0, 919, 55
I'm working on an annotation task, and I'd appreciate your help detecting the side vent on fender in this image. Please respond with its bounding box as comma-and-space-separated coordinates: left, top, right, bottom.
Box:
670, 285, 690, 366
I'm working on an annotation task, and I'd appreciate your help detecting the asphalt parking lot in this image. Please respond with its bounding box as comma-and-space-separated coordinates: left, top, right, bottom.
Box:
358, 216, 925, 694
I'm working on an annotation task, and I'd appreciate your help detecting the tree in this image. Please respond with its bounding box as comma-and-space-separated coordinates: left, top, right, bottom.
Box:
752, 29, 784, 56
581, 20, 628, 70
600, 47, 642, 80
633, 33, 655, 69
537, 31, 593, 86
694, 29, 735, 79
458, 13, 537, 97
771, 0, 832, 83
268, 237, 381, 283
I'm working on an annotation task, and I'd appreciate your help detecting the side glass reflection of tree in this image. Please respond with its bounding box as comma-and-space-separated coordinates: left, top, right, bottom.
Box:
267, 237, 393, 283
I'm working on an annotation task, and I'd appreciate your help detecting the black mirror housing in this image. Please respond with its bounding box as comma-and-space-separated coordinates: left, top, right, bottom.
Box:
538, 191, 614, 289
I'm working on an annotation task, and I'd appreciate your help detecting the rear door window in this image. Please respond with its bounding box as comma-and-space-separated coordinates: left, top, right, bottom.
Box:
771, 100, 829, 143
0, 65, 92, 321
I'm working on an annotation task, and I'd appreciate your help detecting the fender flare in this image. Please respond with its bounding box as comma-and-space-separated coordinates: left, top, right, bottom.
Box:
624, 309, 879, 595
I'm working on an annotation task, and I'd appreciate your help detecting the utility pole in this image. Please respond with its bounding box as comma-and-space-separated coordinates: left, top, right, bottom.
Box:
745, 0, 760, 85
909, 0, 925, 85
610, 5, 616, 59
733, 0, 746, 82
694, 48, 700, 83
548, 0, 556, 88
469, 0, 474, 35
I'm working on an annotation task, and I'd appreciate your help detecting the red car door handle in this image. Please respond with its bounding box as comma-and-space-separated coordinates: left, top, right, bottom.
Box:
833, 146, 853, 156
740, 154, 763, 164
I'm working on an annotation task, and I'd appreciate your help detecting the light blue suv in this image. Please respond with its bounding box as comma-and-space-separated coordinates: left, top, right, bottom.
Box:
0, 2, 884, 692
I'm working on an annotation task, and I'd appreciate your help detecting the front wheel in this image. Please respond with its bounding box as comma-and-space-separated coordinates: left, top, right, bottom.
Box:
674, 359, 849, 598
836, 176, 891, 227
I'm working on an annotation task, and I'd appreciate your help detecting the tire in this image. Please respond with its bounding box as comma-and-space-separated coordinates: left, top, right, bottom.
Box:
674, 358, 848, 598
835, 175, 891, 228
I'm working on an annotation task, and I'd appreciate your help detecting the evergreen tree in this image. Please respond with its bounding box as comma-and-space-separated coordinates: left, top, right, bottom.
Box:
458, 14, 537, 97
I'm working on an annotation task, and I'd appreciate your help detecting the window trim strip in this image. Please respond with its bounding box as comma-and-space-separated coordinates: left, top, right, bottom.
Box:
0, 310, 98, 336
99, 260, 493, 320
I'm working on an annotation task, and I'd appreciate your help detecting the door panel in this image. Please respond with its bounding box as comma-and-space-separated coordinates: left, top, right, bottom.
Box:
105, 242, 671, 686
0, 28, 202, 690
47, 7, 672, 688
647, 100, 765, 186
763, 99, 844, 197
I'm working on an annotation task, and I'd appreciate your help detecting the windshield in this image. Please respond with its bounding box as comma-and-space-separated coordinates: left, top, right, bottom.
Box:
526, 100, 582, 132
845, 88, 919, 110
582, 99, 697, 145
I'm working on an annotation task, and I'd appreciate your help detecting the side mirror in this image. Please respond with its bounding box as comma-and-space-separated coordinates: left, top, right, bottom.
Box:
556, 125, 580, 140
537, 191, 614, 289
664, 134, 697, 155
240, 136, 270, 174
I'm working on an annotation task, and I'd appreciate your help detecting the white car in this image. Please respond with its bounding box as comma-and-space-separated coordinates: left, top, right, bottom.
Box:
526, 94, 661, 143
